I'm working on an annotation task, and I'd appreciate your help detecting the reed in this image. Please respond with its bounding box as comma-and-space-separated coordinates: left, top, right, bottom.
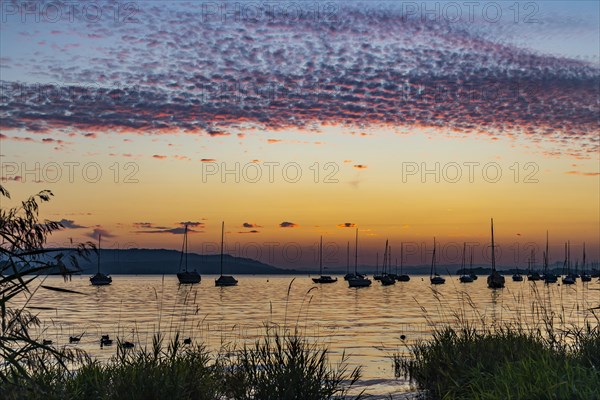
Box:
2, 329, 362, 400
395, 288, 600, 400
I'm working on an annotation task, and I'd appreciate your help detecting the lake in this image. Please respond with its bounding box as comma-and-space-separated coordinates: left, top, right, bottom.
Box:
19, 274, 600, 398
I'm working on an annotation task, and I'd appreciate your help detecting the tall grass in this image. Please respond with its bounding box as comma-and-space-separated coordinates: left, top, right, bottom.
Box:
395, 287, 600, 400
2, 328, 363, 400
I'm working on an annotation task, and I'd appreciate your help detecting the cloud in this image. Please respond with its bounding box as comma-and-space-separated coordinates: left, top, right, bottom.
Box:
133, 222, 155, 229
564, 171, 600, 176
179, 221, 205, 227
136, 226, 201, 234
279, 221, 298, 228
238, 230, 260, 234
0, 175, 22, 182
200, 158, 216, 162
242, 222, 261, 228
0, 4, 597, 159
87, 228, 115, 240
59, 219, 86, 229
337, 222, 356, 228
152, 155, 167, 160
267, 139, 282, 144
353, 165, 368, 169
132, 221, 204, 234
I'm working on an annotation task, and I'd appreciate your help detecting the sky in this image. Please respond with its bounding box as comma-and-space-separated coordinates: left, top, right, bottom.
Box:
1, 0, 599, 270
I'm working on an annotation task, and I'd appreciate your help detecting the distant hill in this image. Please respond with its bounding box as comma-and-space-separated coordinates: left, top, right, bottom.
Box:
71, 249, 295, 275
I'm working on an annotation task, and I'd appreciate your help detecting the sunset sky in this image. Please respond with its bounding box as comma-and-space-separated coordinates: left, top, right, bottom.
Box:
1, 1, 598, 269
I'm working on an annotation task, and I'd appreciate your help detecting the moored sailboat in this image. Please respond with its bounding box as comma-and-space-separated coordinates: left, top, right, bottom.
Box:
543, 232, 557, 284
177, 224, 201, 284
561, 241, 575, 285
348, 228, 372, 288
379, 240, 395, 286
430, 238, 445, 285
581, 243, 592, 282
312, 236, 337, 284
343, 241, 355, 281
487, 219, 505, 289
397, 242, 410, 282
459, 242, 474, 283
90, 234, 112, 286
527, 249, 542, 281
215, 222, 238, 287
512, 263, 524, 282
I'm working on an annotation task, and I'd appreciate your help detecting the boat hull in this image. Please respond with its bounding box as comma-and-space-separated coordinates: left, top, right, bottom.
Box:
430, 276, 445, 285
380, 275, 395, 286
177, 271, 201, 284
215, 275, 238, 287
459, 275, 474, 283
562, 276, 575, 285
348, 278, 372, 287
90, 273, 112, 286
487, 272, 505, 288
312, 276, 338, 284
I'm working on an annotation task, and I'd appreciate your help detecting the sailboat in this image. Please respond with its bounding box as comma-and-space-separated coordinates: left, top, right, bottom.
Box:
90, 234, 112, 286
459, 243, 474, 283
215, 222, 238, 287
380, 240, 395, 286
581, 243, 592, 282
343, 242, 355, 281
527, 249, 542, 281
469, 248, 478, 280
373, 252, 383, 281
543, 232, 557, 283
430, 238, 445, 285
312, 236, 337, 284
561, 241, 575, 285
487, 219, 505, 289
177, 224, 201, 284
512, 262, 524, 282
348, 228, 372, 287
397, 242, 410, 282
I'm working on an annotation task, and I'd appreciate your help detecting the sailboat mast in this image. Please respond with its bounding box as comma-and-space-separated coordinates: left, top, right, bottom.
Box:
568, 241, 571, 273
430, 238, 436, 277
583, 243, 586, 270
346, 241, 350, 274
469, 246, 473, 274
319, 236, 323, 275
97, 234, 101, 274
220, 221, 224, 276
354, 229, 358, 274
491, 218, 496, 272
462, 242, 466, 272
389, 245, 393, 275
400, 242, 404, 275
545, 231, 549, 273
184, 224, 188, 272
383, 240, 388, 274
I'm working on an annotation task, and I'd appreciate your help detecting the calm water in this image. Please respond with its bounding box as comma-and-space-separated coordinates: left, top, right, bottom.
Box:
19, 274, 600, 398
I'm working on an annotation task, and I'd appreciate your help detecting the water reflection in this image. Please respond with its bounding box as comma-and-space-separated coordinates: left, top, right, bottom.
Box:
13, 275, 600, 396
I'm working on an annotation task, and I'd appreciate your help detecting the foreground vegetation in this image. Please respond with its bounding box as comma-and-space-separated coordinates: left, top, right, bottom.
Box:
1, 330, 362, 400
396, 321, 600, 399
